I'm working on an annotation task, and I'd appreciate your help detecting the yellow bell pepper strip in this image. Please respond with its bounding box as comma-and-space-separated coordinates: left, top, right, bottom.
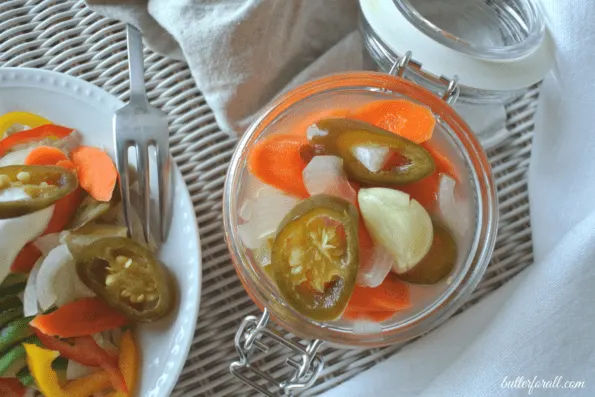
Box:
24, 343, 112, 397
0, 111, 52, 136
63, 370, 111, 396
107, 330, 138, 397
0, 124, 73, 157
23, 343, 63, 397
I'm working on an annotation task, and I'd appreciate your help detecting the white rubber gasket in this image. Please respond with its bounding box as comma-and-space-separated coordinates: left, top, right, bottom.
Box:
360, 0, 555, 91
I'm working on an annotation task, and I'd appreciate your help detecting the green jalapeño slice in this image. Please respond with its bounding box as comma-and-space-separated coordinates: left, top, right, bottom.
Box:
271, 195, 359, 321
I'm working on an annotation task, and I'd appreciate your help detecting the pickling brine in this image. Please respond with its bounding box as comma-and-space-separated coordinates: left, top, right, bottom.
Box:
238, 91, 473, 325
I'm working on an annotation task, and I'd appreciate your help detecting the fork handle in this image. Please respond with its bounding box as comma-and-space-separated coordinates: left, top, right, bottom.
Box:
126, 25, 147, 102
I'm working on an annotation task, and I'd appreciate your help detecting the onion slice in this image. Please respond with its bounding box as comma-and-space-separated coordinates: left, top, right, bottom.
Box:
36, 244, 95, 311
237, 186, 298, 249
357, 244, 396, 288
302, 155, 356, 205
352, 146, 390, 173
438, 174, 469, 240
23, 257, 44, 316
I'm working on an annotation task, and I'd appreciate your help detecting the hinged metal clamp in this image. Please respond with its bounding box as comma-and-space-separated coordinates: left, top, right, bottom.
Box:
389, 51, 460, 105
230, 309, 325, 396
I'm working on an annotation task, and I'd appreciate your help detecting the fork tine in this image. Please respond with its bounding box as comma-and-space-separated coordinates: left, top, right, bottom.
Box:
136, 143, 151, 243
115, 140, 134, 238
156, 138, 171, 242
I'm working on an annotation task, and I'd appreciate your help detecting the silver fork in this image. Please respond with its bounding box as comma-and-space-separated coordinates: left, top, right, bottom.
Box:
113, 24, 171, 244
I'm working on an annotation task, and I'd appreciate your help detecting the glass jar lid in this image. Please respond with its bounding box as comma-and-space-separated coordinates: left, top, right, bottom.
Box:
360, 0, 554, 92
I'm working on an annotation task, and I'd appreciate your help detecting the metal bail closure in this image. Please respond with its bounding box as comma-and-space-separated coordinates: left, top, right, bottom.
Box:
389, 51, 460, 105
230, 308, 325, 396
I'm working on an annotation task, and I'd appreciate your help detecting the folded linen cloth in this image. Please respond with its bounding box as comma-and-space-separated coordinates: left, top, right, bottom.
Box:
85, 0, 507, 144
85, 0, 594, 396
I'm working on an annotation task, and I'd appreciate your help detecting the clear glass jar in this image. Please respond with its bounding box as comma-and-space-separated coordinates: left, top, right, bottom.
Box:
359, 0, 553, 147
224, 72, 498, 392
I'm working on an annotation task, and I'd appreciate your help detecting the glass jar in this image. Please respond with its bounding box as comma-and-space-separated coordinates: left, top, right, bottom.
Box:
224, 72, 498, 394
360, 0, 553, 147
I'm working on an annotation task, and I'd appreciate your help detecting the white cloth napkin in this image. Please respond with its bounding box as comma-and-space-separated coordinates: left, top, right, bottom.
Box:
85, 0, 506, 143
322, 1, 595, 396
85, 0, 595, 395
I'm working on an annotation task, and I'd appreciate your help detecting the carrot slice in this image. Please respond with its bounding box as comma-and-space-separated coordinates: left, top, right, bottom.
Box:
398, 144, 457, 209
10, 243, 42, 274
350, 99, 436, 143
24, 146, 68, 166
31, 297, 129, 338
248, 134, 309, 198
342, 309, 395, 322
55, 159, 77, 171
0, 124, 72, 157
346, 275, 411, 313
71, 146, 117, 202
422, 143, 456, 179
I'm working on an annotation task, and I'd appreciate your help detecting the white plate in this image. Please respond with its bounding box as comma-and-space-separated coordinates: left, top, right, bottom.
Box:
0, 68, 202, 397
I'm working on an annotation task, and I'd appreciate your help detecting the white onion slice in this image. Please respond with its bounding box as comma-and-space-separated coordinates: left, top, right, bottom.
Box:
66, 359, 94, 380
0, 147, 34, 166
302, 155, 356, 205
24, 257, 44, 316
356, 244, 396, 288
237, 186, 298, 249
0, 205, 53, 286
33, 233, 62, 256
352, 146, 390, 173
37, 245, 95, 311
438, 174, 469, 240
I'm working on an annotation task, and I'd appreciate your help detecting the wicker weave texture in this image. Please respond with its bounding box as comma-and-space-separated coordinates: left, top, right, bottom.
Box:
0, 2, 537, 396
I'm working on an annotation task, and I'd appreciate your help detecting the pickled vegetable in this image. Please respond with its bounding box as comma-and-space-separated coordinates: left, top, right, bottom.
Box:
358, 188, 433, 274
307, 118, 435, 185
0, 165, 78, 219
397, 221, 457, 284
71, 237, 174, 322
271, 195, 359, 321
68, 190, 120, 230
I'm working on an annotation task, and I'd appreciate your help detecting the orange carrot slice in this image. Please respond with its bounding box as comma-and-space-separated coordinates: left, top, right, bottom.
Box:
398, 144, 457, 209
422, 143, 456, 179
350, 99, 436, 143
24, 146, 68, 166
71, 146, 117, 202
248, 134, 309, 198
55, 159, 77, 171
346, 275, 411, 313
342, 308, 395, 322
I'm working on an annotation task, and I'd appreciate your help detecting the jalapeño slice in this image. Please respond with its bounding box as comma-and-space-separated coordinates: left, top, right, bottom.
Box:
308, 118, 435, 185
271, 195, 359, 321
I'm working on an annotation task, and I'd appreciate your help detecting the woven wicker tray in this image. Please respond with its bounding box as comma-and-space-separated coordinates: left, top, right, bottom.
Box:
0, 1, 538, 395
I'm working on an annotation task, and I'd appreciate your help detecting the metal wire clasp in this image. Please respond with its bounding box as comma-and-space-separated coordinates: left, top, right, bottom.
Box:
389, 51, 460, 105
230, 309, 325, 396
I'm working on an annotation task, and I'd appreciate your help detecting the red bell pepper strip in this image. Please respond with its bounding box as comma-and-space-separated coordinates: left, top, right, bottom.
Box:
10, 243, 42, 274
30, 297, 129, 338
0, 378, 25, 397
35, 330, 126, 393
0, 124, 73, 157
42, 187, 83, 235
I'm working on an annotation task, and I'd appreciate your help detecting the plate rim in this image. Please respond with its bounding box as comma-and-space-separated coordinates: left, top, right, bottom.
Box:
0, 66, 203, 396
